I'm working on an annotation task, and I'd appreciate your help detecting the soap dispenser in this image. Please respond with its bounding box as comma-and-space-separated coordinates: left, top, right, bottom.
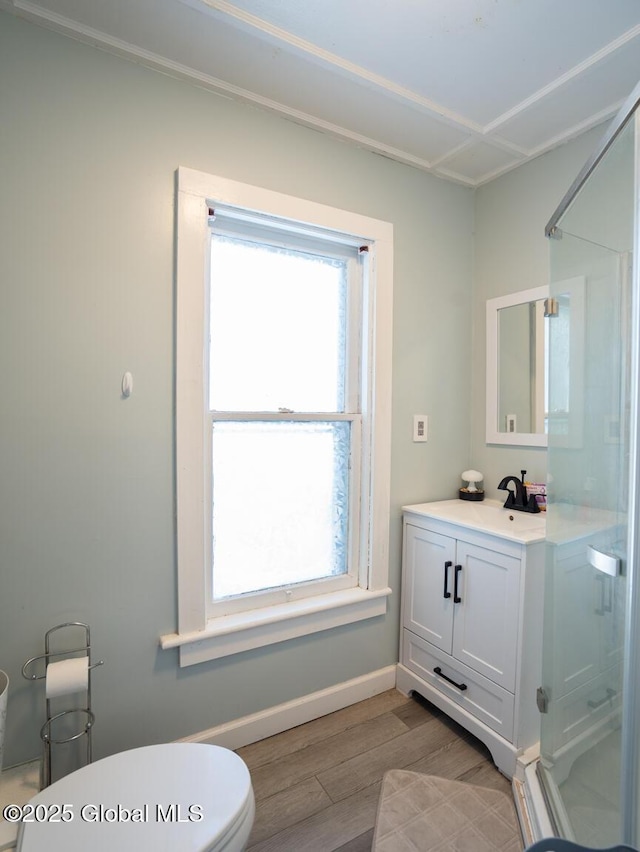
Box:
460, 470, 484, 501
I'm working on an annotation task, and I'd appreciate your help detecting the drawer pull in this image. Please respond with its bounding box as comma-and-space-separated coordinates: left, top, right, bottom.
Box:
454, 565, 462, 603
434, 666, 467, 691
443, 561, 452, 599
587, 688, 616, 710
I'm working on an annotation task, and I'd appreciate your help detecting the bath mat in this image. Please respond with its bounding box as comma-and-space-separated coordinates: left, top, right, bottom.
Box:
372, 770, 523, 852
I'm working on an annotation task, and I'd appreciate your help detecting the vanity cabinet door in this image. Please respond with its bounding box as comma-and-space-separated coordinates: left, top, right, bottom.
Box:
451, 541, 520, 692
403, 524, 455, 654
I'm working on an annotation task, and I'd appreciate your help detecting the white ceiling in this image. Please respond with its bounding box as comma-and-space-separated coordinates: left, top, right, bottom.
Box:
5, 0, 640, 186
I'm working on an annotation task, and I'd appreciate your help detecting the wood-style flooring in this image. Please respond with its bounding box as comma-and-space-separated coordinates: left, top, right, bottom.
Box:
237, 688, 515, 852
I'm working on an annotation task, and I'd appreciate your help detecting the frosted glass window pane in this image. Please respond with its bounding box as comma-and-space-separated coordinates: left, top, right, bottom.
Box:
212, 421, 350, 600
209, 235, 347, 412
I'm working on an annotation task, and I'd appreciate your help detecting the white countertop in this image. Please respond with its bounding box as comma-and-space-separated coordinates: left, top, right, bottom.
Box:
403, 498, 625, 547
402, 499, 546, 544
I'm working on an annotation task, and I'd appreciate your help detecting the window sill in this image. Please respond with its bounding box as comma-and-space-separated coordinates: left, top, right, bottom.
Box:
160, 586, 392, 667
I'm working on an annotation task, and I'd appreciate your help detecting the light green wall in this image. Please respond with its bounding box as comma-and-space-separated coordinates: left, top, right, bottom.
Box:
0, 12, 475, 766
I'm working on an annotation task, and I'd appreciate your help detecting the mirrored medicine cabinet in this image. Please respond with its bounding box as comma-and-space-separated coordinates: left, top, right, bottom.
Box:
486, 286, 548, 447
486, 280, 585, 447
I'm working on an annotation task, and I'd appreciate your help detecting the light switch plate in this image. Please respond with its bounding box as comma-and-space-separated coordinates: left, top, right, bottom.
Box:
413, 415, 428, 442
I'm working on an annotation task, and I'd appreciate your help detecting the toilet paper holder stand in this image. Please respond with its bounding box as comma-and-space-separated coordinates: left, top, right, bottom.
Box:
22, 622, 104, 789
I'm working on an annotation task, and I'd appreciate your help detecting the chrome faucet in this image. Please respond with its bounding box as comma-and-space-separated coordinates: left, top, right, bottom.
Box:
497, 469, 540, 513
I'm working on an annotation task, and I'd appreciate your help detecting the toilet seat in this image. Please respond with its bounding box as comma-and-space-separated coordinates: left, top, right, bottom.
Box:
16, 743, 254, 851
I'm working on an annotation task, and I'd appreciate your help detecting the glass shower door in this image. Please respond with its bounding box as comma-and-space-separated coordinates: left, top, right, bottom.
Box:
539, 117, 635, 847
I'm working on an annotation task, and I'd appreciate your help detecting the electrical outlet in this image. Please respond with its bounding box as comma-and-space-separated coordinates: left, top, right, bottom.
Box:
413, 415, 428, 442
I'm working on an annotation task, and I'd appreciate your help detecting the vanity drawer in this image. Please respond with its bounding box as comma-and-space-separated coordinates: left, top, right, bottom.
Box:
402, 629, 515, 741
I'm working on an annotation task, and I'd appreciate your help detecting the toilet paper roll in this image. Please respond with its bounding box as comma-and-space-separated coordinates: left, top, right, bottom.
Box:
45, 657, 89, 699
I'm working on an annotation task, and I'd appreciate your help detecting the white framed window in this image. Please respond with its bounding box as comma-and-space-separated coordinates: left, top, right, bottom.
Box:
161, 167, 393, 666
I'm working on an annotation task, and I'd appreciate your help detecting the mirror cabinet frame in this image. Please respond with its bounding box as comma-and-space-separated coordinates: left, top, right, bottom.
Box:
486, 285, 549, 447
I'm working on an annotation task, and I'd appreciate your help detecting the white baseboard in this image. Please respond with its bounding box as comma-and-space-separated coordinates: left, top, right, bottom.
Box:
178, 665, 397, 751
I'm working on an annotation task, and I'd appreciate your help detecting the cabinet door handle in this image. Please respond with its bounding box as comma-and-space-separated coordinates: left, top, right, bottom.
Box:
587, 688, 616, 710
595, 573, 606, 616
443, 561, 452, 599
454, 564, 462, 603
434, 666, 467, 691
595, 574, 613, 616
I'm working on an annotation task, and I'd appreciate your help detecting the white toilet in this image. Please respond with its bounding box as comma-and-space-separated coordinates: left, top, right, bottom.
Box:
5, 743, 254, 851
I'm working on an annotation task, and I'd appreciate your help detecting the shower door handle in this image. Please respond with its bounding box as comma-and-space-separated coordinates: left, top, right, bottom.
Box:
587, 545, 620, 577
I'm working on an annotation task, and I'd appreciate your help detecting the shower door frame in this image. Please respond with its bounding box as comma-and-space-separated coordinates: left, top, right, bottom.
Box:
621, 104, 640, 846
545, 81, 640, 238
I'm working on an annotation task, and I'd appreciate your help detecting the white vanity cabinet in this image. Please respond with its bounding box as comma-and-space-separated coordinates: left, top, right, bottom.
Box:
396, 500, 545, 778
